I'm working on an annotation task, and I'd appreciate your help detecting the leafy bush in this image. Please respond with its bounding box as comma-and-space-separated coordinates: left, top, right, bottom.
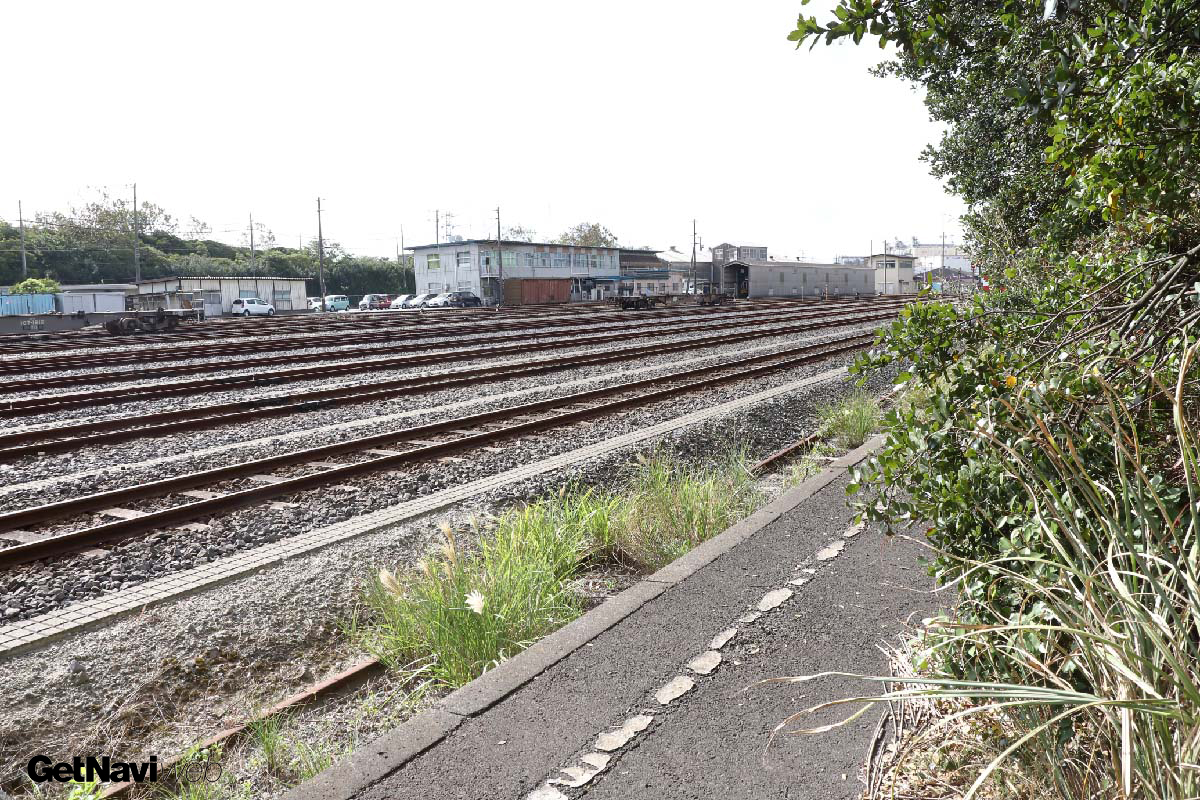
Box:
10, 276, 59, 294
796, 343, 1200, 798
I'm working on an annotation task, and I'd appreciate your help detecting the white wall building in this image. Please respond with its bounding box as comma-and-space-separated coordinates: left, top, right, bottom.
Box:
408, 239, 623, 304
136, 276, 308, 316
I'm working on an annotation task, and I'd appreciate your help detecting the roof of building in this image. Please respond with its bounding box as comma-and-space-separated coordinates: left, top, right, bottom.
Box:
59, 283, 137, 292
137, 276, 307, 284
407, 239, 621, 251
726, 259, 872, 271
867, 253, 916, 260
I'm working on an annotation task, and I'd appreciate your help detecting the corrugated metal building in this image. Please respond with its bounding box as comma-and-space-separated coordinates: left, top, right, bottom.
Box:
723, 259, 875, 299
0, 293, 56, 316
136, 276, 308, 316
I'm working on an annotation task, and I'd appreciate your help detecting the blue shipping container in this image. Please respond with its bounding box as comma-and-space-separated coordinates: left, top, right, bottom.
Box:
0, 294, 56, 316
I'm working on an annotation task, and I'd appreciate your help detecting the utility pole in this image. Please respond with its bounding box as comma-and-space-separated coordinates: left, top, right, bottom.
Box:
495, 206, 504, 307
434, 209, 443, 293
132, 183, 141, 283
249, 213, 256, 273
316, 198, 328, 305
690, 219, 697, 296
941, 230, 946, 293
17, 201, 28, 278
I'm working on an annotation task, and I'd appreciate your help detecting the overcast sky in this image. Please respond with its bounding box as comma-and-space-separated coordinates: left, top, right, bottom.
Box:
4, 1, 965, 262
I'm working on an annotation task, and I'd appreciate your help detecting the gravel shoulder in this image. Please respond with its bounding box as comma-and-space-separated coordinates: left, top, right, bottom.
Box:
0, 367, 895, 796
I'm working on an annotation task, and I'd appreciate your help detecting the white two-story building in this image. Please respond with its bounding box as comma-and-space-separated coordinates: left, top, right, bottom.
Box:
408, 239, 624, 305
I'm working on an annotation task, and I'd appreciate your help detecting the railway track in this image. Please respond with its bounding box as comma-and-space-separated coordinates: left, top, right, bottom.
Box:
0, 331, 874, 569
0, 307, 902, 457
0, 302, 595, 354
0, 300, 908, 403
0, 297, 854, 371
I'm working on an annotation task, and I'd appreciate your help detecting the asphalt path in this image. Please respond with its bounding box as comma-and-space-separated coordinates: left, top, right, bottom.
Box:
344, 471, 942, 800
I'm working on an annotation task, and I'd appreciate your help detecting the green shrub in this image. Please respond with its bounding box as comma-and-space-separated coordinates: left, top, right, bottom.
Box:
799, 342, 1200, 798
11, 276, 60, 294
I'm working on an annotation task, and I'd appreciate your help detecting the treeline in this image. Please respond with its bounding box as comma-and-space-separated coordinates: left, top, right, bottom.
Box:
0, 194, 414, 297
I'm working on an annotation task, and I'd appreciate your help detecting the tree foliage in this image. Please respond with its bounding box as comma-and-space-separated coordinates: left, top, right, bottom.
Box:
10, 277, 60, 294
555, 222, 619, 247
0, 192, 414, 296
791, 0, 1200, 634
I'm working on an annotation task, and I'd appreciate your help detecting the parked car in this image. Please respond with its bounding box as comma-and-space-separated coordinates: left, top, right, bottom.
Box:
358, 294, 391, 310
324, 295, 350, 311
425, 291, 483, 308
232, 297, 275, 316
401, 293, 439, 309
388, 294, 415, 309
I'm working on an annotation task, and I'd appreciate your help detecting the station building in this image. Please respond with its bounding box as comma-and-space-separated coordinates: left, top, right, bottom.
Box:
408, 239, 624, 304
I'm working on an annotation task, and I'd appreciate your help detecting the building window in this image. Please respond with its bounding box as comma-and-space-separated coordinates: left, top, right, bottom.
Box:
202, 291, 221, 305
428, 282, 443, 292
779, 272, 784, 283
427, 254, 441, 271
552, 254, 569, 268
520, 252, 536, 267
238, 289, 257, 298
456, 251, 471, 268
502, 251, 517, 267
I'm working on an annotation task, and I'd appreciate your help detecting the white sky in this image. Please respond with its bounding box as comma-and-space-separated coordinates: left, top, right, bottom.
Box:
3, 1, 965, 262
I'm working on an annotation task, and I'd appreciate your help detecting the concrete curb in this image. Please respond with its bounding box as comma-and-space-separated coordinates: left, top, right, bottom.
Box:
284, 435, 885, 800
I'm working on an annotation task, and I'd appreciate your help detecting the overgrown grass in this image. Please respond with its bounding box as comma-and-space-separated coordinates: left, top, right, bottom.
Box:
816, 391, 881, 449
356, 450, 762, 687
599, 451, 762, 571
247, 713, 286, 776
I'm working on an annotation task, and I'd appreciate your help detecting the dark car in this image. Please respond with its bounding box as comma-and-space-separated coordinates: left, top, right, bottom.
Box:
427, 291, 483, 308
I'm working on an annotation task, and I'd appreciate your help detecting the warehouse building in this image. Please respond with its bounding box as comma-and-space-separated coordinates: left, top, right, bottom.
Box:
722, 259, 874, 299
865, 253, 916, 295
135, 276, 309, 316
408, 239, 623, 304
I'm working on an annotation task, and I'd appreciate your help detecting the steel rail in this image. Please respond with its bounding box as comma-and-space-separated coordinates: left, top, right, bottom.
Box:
0, 333, 873, 567
0, 300, 908, 395
0, 305, 904, 416
0, 297, 844, 370
0, 309, 901, 458
0, 302, 605, 354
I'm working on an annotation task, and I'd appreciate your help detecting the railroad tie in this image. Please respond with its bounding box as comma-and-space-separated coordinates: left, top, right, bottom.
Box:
246, 474, 288, 484
0, 529, 49, 544
178, 490, 221, 501
99, 507, 148, 520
